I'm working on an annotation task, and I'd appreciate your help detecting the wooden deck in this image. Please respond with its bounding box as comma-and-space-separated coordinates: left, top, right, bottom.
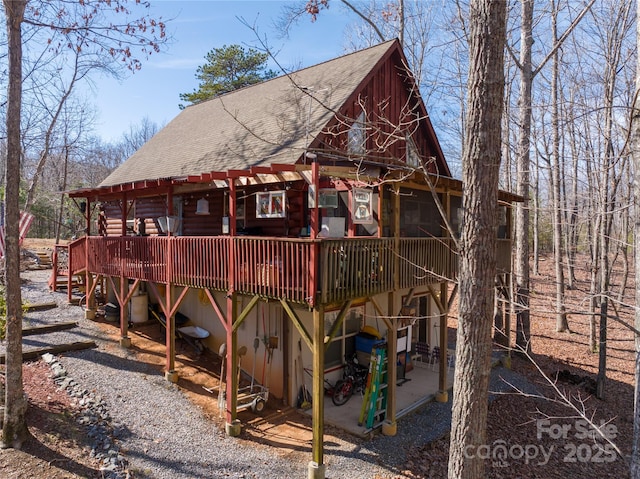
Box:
56, 235, 512, 305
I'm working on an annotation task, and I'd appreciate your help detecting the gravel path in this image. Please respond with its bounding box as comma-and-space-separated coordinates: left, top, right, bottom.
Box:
15, 269, 538, 479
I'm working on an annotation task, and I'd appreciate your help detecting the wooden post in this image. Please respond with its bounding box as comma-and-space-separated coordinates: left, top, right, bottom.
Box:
225, 179, 241, 434
377, 186, 383, 237
165, 238, 177, 382
120, 193, 127, 237
382, 291, 398, 437
437, 281, 449, 402
119, 275, 131, 348
225, 293, 240, 436
229, 179, 237, 236
309, 305, 326, 478
310, 161, 319, 238
393, 184, 400, 290
309, 161, 320, 307
84, 273, 95, 319
85, 200, 96, 316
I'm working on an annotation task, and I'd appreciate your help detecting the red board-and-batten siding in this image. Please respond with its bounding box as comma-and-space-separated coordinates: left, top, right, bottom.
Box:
317, 48, 440, 170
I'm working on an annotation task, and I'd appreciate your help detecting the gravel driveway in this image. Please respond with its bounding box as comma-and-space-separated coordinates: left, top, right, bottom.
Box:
14, 268, 536, 479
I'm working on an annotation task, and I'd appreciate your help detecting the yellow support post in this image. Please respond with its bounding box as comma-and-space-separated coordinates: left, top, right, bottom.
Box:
308, 306, 326, 479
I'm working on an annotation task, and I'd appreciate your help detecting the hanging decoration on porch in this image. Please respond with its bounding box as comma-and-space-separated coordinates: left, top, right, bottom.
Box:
195, 197, 210, 215
352, 188, 373, 224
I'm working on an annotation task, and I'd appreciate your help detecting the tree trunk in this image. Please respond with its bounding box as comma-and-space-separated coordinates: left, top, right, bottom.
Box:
630, 0, 640, 464
550, 1, 569, 332
2, 0, 29, 449
447, 1, 506, 478
627, 0, 640, 471
514, 0, 533, 354
533, 146, 540, 275
595, 0, 632, 399
55, 147, 71, 244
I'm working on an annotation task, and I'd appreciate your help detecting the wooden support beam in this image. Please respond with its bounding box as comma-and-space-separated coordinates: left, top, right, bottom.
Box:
369, 296, 392, 330
225, 292, 239, 429
311, 306, 325, 469
323, 300, 352, 351
168, 285, 189, 319
146, 282, 162, 307
385, 292, 398, 431
203, 288, 228, 333
426, 284, 445, 314
232, 295, 260, 332
280, 299, 312, 351
119, 274, 129, 344
165, 279, 176, 378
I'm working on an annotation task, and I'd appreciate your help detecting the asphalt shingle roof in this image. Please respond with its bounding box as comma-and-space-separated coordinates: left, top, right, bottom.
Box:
100, 40, 399, 187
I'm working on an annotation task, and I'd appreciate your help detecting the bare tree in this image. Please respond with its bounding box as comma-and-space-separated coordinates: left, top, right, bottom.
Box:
17, 0, 167, 212
119, 116, 160, 159
509, 0, 595, 347
630, 1, 640, 472
0, 0, 167, 449
1, 0, 29, 449
447, 1, 506, 478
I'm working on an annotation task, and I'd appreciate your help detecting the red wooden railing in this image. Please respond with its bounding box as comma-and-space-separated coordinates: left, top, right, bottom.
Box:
234, 237, 314, 303
60, 235, 510, 305
172, 237, 230, 290
69, 237, 87, 275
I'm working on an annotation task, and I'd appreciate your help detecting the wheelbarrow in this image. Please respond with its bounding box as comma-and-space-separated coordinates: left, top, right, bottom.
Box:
148, 303, 209, 354
177, 325, 210, 354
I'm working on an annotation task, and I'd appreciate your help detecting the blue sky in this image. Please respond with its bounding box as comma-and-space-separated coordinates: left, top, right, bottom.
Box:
89, 1, 351, 142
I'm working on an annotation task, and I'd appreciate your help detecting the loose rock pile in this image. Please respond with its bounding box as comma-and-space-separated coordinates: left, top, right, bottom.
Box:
42, 352, 129, 479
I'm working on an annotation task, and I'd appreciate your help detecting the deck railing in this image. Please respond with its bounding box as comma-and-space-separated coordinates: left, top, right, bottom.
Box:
234, 237, 314, 303
397, 237, 458, 289
319, 238, 395, 303
64, 235, 510, 305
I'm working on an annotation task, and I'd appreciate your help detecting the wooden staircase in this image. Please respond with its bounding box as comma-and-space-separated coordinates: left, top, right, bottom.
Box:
35, 250, 52, 268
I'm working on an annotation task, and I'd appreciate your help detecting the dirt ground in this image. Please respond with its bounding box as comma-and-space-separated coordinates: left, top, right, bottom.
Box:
0, 239, 636, 478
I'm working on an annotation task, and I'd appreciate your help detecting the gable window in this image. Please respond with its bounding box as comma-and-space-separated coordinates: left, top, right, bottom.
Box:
406, 136, 420, 168
348, 111, 366, 154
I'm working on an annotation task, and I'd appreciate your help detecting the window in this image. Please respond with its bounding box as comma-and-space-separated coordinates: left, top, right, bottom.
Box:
406, 136, 420, 167
256, 191, 286, 218
348, 111, 366, 154
324, 306, 364, 368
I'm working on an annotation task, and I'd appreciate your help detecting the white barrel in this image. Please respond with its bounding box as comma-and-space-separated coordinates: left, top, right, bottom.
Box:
130, 294, 148, 323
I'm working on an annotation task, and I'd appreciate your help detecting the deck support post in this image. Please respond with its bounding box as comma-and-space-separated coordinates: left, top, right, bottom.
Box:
309, 305, 326, 479
383, 291, 398, 436
84, 272, 96, 320
164, 277, 178, 382
119, 275, 131, 348
436, 281, 449, 403
225, 292, 240, 435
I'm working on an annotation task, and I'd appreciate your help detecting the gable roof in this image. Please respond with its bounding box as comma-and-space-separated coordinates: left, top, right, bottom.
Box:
100, 39, 448, 188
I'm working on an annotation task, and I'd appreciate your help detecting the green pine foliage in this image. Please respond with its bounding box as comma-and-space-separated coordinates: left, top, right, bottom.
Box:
179, 44, 278, 108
